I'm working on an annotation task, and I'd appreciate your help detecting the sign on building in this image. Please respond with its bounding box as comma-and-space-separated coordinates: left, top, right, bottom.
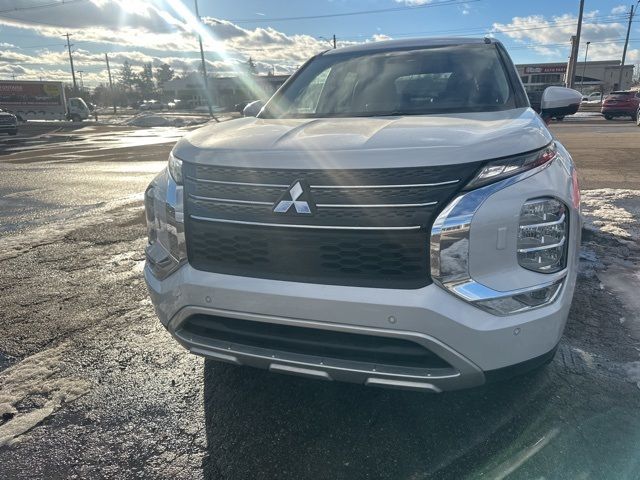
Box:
523, 66, 567, 74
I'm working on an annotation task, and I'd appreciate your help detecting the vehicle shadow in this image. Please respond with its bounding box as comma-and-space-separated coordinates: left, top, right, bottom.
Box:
201, 358, 557, 480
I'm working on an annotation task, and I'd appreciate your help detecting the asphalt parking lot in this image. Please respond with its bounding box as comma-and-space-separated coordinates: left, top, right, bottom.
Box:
0, 116, 639, 479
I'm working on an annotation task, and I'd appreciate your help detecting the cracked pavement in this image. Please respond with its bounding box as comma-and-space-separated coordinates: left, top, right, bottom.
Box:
0, 120, 639, 479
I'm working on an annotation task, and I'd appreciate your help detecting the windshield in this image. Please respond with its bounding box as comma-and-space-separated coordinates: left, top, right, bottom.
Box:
263, 44, 516, 118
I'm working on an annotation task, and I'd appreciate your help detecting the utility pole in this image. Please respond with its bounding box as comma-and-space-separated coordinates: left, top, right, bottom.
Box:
566, 0, 585, 89
618, 3, 637, 90
580, 41, 590, 92
566, 36, 576, 88
194, 0, 216, 120
105, 53, 117, 114
64, 33, 78, 94
333, 34, 337, 49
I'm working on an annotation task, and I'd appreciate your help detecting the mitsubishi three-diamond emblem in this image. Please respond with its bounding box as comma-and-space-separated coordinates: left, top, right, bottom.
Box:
273, 180, 315, 215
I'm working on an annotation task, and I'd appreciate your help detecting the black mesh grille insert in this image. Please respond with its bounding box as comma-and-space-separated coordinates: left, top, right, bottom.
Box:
188, 221, 428, 288
181, 314, 452, 370
184, 162, 481, 288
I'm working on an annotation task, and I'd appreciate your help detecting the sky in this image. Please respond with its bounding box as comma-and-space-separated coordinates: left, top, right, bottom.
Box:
0, 0, 639, 87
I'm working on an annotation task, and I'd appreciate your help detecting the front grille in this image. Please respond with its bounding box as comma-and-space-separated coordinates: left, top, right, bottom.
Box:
184, 162, 481, 288
180, 314, 453, 370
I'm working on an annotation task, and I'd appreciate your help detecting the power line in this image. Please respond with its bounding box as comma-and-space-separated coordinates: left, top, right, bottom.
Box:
0, 0, 89, 15
0, 6, 629, 43
0, 0, 479, 29
226, 0, 481, 24
334, 14, 630, 41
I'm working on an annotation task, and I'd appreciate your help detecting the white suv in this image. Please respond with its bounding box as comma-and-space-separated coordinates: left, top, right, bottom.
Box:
144, 38, 582, 392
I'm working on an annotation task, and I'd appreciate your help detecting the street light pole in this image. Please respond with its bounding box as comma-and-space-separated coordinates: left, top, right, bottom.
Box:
319, 35, 337, 49
580, 41, 590, 92
194, 0, 216, 120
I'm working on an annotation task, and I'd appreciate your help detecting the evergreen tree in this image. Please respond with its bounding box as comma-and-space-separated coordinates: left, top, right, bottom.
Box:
119, 60, 136, 91
136, 63, 155, 97
155, 63, 175, 88
245, 57, 258, 75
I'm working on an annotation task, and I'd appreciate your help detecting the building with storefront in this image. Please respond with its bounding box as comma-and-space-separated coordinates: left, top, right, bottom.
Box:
161, 73, 290, 110
516, 60, 634, 104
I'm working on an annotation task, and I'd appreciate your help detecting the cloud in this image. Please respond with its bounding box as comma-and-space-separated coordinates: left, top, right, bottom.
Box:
0, 50, 35, 63
492, 12, 638, 61
0, 0, 394, 87
0, 0, 179, 33
611, 5, 627, 15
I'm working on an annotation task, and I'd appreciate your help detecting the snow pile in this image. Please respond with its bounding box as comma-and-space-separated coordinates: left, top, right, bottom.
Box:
581, 189, 640, 242
124, 113, 184, 127
0, 342, 90, 447
121, 113, 210, 127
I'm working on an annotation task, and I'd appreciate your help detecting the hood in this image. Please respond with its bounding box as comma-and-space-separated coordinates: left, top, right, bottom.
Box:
174, 108, 552, 169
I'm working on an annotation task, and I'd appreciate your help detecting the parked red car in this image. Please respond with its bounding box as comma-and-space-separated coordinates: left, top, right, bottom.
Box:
601, 91, 640, 120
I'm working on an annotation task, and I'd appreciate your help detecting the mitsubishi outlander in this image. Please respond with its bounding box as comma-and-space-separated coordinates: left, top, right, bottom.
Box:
144, 38, 582, 392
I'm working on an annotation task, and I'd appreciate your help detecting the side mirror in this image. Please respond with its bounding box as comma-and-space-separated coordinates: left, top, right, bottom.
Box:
242, 100, 264, 117
540, 86, 582, 120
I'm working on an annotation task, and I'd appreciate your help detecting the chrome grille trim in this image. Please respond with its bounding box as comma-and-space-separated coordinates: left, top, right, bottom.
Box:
190, 193, 437, 209
189, 194, 272, 206
190, 215, 422, 231
186, 176, 459, 190
186, 176, 288, 188
311, 180, 460, 189
316, 202, 437, 208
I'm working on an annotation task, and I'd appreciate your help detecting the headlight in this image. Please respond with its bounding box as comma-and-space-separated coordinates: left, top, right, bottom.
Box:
517, 198, 568, 273
431, 152, 569, 316
144, 169, 186, 279
168, 152, 183, 185
464, 143, 557, 190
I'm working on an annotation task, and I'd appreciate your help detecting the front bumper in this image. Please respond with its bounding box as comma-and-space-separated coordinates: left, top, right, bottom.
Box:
145, 256, 574, 392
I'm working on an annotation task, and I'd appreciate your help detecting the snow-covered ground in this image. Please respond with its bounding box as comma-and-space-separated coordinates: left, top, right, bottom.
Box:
581, 189, 640, 242
103, 113, 212, 127
0, 342, 90, 447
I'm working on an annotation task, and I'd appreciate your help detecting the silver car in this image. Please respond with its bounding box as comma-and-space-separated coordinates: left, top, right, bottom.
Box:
144, 38, 582, 392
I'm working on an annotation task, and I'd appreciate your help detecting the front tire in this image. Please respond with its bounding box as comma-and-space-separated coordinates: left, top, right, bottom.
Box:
604, 114, 613, 120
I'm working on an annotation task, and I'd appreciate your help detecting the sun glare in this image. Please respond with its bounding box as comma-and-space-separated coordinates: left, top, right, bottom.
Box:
162, 0, 269, 101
